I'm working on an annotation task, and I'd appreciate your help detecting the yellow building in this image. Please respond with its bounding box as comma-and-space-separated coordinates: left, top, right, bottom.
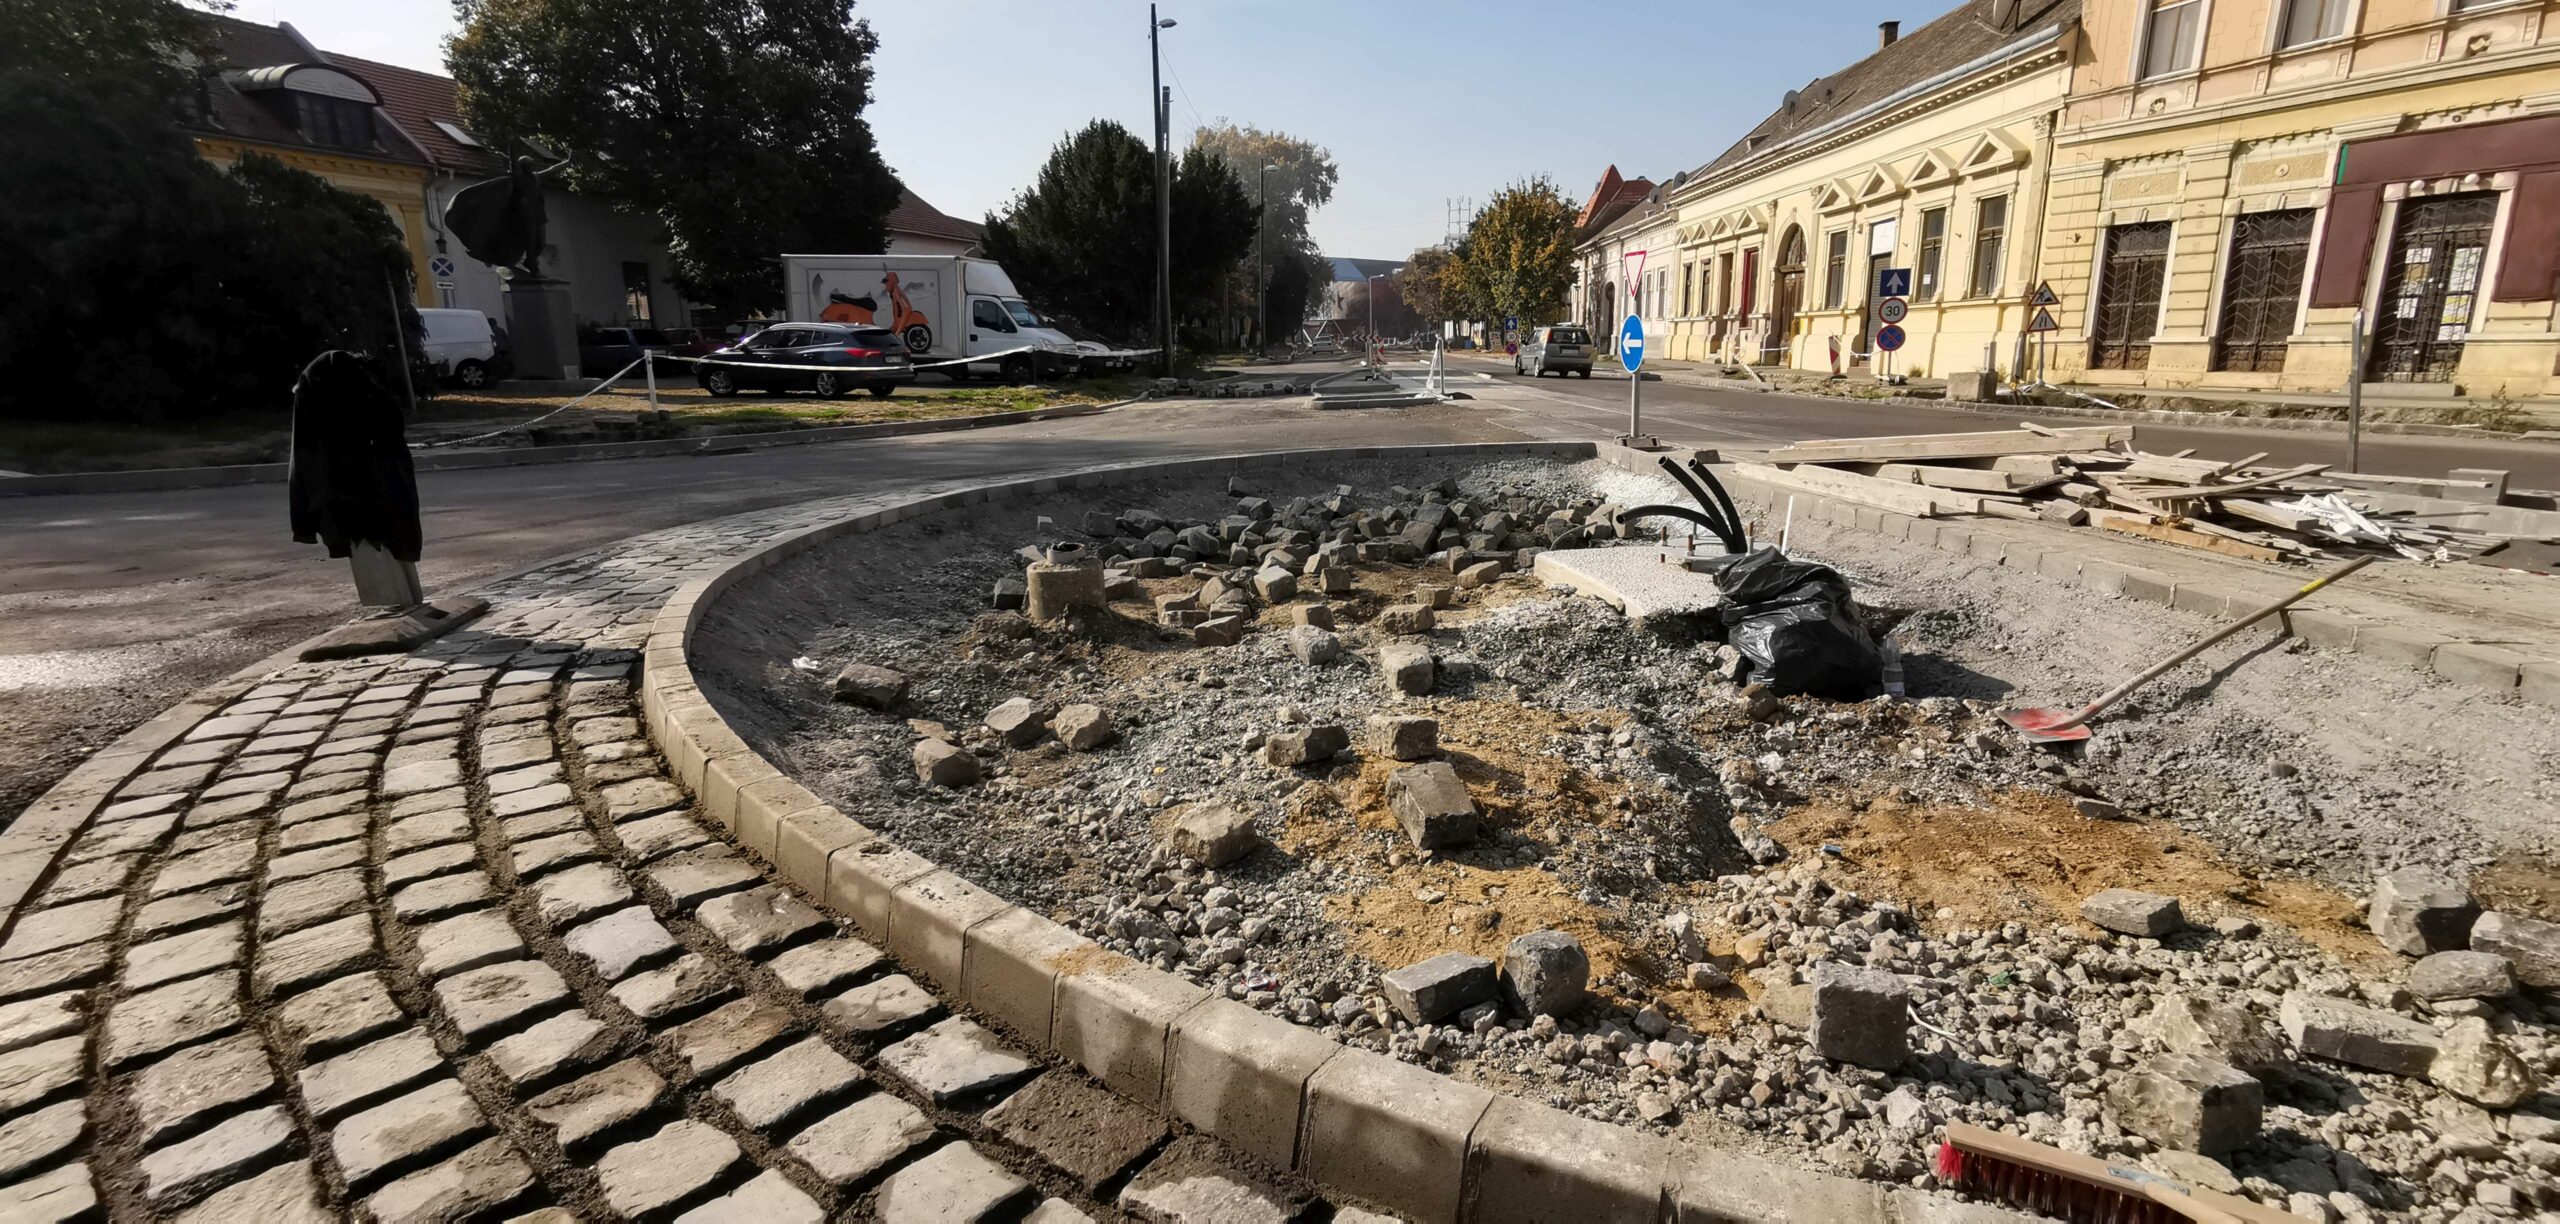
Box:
1577, 1, 2085, 382
187, 17, 436, 304
2040, 0, 2560, 395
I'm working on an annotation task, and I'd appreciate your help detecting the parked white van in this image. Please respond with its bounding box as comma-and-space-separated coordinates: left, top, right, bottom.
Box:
780, 255, 1079, 381
418, 308, 500, 388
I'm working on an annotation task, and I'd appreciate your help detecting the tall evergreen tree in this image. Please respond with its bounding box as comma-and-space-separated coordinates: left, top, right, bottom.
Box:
982, 120, 1256, 345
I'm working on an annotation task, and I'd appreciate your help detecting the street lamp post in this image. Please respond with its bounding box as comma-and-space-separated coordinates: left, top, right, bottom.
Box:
1256, 162, 1278, 354
1149, 7, 1176, 379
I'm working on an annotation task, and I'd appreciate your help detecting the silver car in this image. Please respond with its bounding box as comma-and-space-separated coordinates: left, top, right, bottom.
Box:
1514, 325, 1594, 378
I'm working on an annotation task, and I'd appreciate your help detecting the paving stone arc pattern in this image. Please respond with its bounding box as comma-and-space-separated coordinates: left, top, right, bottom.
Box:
0, 442, 2003, 1224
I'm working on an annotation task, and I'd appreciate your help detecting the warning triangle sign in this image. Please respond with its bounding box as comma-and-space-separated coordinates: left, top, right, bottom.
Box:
2028, 281, 2060, 308
2028, 306, 2060, 333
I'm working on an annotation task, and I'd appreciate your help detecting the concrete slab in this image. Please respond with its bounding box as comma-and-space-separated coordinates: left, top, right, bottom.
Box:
1531, 544, 1722, 625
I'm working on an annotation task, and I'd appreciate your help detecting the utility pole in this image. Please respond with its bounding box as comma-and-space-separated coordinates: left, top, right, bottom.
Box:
1150, 7, 1176, 379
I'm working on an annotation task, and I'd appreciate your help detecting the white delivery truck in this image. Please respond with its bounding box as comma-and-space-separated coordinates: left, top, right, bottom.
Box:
780, 254, 1080, 381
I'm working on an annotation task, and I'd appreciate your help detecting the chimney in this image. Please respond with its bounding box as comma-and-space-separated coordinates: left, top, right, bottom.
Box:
1879, 20, 1900, 48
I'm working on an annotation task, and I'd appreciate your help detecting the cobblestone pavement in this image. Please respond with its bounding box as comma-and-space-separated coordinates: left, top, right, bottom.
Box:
0, 483, 1353, 1221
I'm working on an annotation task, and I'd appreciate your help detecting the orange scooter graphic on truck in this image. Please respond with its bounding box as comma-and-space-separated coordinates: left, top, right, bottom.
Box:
819, 272, 933, 354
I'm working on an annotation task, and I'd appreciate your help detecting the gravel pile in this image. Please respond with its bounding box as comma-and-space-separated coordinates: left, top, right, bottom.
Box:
698, 457, 2560, 1221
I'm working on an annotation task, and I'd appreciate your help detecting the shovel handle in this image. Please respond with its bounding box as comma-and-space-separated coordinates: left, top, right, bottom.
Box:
2053, 555, 2374, 732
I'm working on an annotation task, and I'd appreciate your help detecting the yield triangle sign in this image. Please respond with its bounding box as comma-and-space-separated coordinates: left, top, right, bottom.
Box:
2028, 306, 2060, 333
1623, 249, 1647, 290
2028, 281, 2060, 308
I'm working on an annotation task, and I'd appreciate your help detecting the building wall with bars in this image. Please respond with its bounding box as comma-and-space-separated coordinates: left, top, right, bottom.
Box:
2039, 0, 2560, 395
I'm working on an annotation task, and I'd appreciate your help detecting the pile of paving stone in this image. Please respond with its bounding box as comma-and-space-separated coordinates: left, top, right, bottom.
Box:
775, 463, 2556, 1220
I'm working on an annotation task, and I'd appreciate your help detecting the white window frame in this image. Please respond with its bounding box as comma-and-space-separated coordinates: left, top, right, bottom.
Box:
2269, 0, 2359, 51
2133, 0, 2210, 81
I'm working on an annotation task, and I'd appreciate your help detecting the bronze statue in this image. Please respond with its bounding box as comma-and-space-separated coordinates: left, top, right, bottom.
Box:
445, 152, 565, 276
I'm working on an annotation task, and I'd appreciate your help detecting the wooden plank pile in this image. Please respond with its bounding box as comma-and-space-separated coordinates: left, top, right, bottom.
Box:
1740, 425, 2492, 563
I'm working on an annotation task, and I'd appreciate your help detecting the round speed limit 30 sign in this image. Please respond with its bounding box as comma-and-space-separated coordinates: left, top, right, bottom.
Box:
1877, 297, 1908, 325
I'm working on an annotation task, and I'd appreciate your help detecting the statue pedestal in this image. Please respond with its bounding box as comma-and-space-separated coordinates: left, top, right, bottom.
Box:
503, 276, 579, 381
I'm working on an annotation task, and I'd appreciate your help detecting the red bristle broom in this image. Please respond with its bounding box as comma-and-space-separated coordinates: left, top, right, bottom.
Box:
1934, 1123, 2303, 1224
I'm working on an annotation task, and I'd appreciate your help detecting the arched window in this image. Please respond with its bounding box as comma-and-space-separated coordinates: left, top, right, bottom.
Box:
1778, 226, 1808, 272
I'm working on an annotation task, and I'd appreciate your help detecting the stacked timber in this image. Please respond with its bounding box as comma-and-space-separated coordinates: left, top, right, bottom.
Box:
1732, 426, 2499, 563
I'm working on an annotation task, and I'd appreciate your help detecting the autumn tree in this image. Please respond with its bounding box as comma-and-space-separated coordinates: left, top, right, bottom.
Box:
449, 0, 901, 315
1399, 245, 1458, 325
1192, 122, 1337, 342
1453, 178, 1576, 330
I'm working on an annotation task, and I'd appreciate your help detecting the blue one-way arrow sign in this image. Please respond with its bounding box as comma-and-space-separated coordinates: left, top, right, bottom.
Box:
1619, 314, 1645, 373
1877, 267, 1912, 298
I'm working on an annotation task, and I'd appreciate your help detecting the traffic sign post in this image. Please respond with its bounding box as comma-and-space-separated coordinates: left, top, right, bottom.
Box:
2025, 282, 2062, 386
1872, 267, 1911, 383
1619, 313, 1646, 444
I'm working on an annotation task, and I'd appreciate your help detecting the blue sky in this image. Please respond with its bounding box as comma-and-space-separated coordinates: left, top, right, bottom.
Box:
248, 0, 1935, 258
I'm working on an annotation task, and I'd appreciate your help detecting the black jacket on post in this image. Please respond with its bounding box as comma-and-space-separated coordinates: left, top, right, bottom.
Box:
287, 350, 423, 562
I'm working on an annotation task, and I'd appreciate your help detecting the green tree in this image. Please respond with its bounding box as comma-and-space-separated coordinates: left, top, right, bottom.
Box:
0, 76, 414, 423
449, 0, 901, 315
982, 120, 1256, 345
1, 0, 417, 425
1455, 178, 1576, 329
1260, 252, 1319, 342
0, 0, 222, 96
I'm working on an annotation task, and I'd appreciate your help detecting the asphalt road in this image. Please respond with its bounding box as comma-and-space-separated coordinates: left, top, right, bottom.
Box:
6, 372, 2554, 824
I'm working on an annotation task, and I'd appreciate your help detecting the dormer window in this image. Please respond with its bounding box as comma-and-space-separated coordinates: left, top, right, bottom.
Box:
292, 92, 377, 150
226, 65, 384, 153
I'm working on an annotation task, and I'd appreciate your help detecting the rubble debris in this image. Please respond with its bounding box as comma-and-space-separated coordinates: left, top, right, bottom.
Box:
2277, 992, 2439, 1077
2470, 910, 2560, 988
1024, 549, 1106, 621
1259, 725, 1347, 769
2429, 1017, 2538, 1108
2104, 1051, 2262, 1156
1285, 626, 1340, 666
1169, 806, 1261, 868
2079, 888, 2185, 938
1499, 931, 1587, 1019
1252, 566, 1297, 603
1194, 616, 1249, 648
1805, 962, 1908, 1070
984, 697, 1055, 749
1363, 715, 1437, 762
1377, 643, 1434, 697
2366, 867, 2478, 956
1384, 762, 1477, 850
913, 740, 980, 788
1754, 426, 2518, 562
1377, 604, 1435, 635
2136, 993, 2281, 1073
2406, 950, 2515, 1001
1380, 953, 1496, 1025
742, 456, 2560, 1217
831, 663, 908, 710
1053, 704, 1115, 752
